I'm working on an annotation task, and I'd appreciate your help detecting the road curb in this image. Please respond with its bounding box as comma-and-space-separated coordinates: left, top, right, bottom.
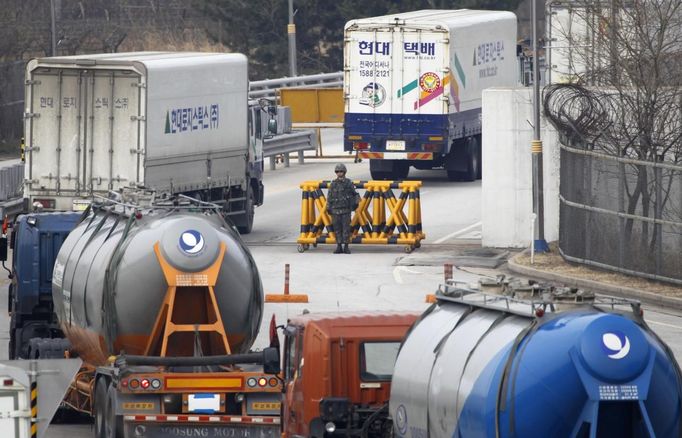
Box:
507, 251, 682, 311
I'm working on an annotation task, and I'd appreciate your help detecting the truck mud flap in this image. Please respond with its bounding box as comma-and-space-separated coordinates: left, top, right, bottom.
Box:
125, 419, 280, 438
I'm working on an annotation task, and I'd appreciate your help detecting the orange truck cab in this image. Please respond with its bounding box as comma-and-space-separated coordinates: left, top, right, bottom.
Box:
281, 311, 419, 437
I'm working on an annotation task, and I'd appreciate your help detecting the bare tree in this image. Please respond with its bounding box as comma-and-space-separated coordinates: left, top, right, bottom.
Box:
544, 0, 682, 279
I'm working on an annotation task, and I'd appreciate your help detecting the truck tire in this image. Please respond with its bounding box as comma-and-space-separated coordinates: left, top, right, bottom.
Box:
94, 378, 109, 438
370, 159, 403, 180
370, 169, 392, 180
475, 134, 482, 180
105, 384, 124, 438
391, 161, 410, 180
8, 315, 17, 360
465, 137, 480, 182
446, 138, 478, 182
236, 189, 255, 235
27, 337, 70, 359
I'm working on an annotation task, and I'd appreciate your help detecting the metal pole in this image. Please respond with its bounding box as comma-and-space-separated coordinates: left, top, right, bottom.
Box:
531, 0, 549, 252
444, 263, 453, 282
287, 0, 298, 76
29, 360, 37, 438
545, 0, 552, 85
50, 0, 57, 56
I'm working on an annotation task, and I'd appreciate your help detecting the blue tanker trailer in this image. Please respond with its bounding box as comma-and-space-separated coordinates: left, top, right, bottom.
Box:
390, 283, 682, 438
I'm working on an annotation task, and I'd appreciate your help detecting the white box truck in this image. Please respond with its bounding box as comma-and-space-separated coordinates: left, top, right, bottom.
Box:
343, 10, 518, 181
23, 52, 264, 233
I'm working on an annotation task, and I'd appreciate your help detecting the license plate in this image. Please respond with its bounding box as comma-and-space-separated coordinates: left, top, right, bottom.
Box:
188, 393, 220, 413
126, 424, 280, 438
251, 402, 281, 411
72, 199, 91, 211
386, 140, 405, 151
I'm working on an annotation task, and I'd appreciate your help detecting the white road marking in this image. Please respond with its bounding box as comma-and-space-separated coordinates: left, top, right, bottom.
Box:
393, 267, 403, 284
434, 221, 482, 244
392, 266, 423, 284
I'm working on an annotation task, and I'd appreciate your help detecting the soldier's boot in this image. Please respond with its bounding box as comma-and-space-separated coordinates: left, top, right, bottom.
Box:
343, 244, 351, 254
334, 244, 343, 254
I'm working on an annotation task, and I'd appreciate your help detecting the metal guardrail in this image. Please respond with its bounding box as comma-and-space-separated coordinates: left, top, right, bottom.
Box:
0, 197, 25, 220
262, 130, 317, 170
0, 161, 23, 201
249, 72, 343, 100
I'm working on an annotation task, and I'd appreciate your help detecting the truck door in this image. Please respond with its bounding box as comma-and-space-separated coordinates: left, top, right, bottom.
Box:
345, 26, 395, 140
345, 25, 449, 150
26, 67, 143, 199
283, 326, 305, 436
397, 28, 450, 140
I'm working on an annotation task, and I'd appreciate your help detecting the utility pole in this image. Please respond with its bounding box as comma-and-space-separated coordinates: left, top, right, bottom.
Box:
531, 0, 549, 252
50, 0, 57, 56
287, 0, 298, 76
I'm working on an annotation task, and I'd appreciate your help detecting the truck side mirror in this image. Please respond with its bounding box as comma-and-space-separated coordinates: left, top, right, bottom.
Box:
268, 118, 278, 135
262, 347, 280, 375
0, 236, 7, 262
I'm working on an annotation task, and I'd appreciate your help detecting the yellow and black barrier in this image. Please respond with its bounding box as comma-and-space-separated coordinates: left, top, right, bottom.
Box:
297, 180, 425, 253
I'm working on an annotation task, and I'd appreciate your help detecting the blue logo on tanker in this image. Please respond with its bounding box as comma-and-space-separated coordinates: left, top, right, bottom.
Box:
395, 404, 408, 435
602, 331, 631, 359
179, 230, 205, 255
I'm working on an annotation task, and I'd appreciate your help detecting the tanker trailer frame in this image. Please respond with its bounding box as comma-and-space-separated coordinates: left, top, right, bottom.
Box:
48, 196, 282, 438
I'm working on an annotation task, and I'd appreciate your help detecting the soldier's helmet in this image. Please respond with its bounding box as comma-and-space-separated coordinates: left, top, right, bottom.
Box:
335, 163, 347, 173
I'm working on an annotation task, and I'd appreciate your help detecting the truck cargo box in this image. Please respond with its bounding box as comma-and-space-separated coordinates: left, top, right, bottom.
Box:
343, 10, 517, 180
24, 52, 251, 211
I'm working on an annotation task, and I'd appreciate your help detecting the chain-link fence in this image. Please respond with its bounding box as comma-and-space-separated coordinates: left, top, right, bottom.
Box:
559, 137, 682, 284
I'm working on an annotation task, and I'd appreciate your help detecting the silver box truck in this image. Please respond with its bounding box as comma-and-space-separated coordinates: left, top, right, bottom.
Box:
23, 52, 263, 233
343, 10, 518, 181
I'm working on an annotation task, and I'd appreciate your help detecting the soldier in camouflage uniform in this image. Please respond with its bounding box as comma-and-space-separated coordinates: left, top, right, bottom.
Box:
327, 163, 359, 254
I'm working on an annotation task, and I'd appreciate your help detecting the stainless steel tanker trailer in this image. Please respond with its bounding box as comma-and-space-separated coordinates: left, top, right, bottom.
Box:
48, 192, 281, 438
389, 283, 682, 438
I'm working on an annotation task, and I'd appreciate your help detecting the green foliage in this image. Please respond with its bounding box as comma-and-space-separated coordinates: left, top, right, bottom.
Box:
198, 0, 523, 79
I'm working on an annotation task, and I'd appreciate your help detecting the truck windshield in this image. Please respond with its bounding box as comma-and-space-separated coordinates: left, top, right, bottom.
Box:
360, 342, 401, 381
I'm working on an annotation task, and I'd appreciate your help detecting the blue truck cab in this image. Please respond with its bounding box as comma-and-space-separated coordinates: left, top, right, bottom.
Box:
3, 212, 81, 359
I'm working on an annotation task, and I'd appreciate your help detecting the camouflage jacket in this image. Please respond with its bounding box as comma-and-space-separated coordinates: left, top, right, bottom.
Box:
327, 177, 358, 214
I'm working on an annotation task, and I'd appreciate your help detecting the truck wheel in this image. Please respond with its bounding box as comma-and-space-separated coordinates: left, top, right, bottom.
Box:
8, 316, 17, 360
463, 137, 479, 182
7, 282, 13, 320
391, 162, 410, 180
447, 138, 478, 182
475, 134, 482, 180
237, 189, 255, 235
8, 336, 15, 360
94, 379, 108, 438
105, 384, 124, 438
369, 159, 392, 180
370, 169, 391, 180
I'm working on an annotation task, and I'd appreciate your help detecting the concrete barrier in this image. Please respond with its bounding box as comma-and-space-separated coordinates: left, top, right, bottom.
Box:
481, 88, 560, 248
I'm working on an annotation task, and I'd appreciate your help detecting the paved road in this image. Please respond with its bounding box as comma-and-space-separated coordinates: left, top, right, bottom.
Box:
1, 130, 680, 437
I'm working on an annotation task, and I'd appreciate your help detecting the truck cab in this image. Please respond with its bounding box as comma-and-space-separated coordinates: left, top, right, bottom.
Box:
3, 212, 81, 359
281, 312, 419, 438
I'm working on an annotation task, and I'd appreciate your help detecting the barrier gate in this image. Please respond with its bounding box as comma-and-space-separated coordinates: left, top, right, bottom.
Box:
297, 180, 425, 253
